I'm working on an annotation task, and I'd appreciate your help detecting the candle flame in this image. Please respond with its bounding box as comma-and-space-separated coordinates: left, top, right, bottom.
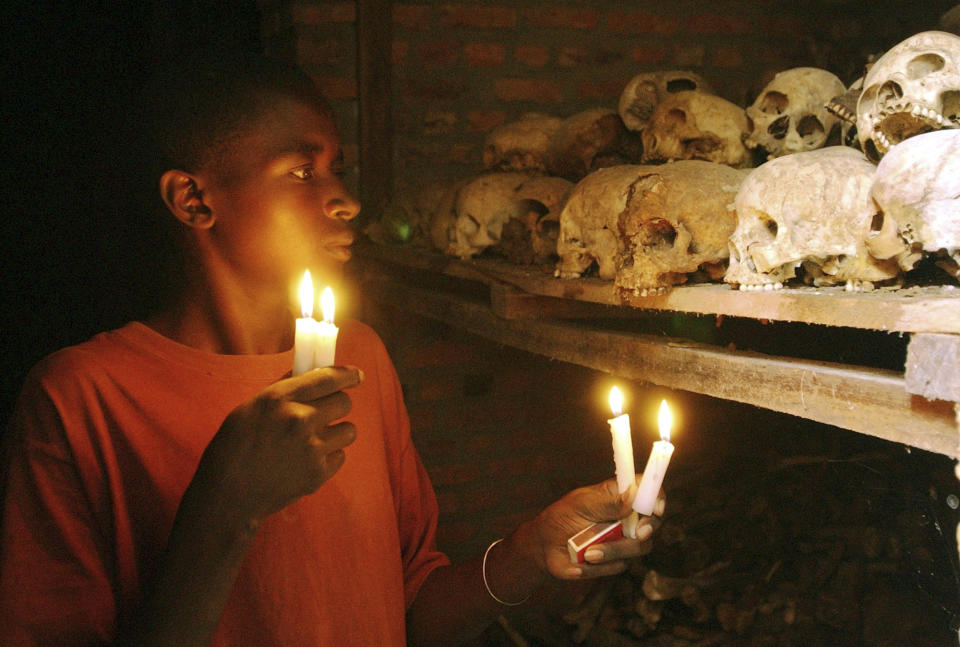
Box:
321, 286, 335, 324
658, 400, 672, 442
609, 386, 623, 417
299, 270, 314, 318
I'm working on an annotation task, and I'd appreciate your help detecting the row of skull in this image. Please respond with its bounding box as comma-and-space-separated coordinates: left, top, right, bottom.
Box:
376, 30, 959, 293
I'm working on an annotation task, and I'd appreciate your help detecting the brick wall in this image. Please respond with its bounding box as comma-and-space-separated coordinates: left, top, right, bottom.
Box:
261, 0, 955, 199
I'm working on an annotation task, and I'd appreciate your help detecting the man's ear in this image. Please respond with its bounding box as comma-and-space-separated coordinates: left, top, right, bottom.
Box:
159, 169, 215, 229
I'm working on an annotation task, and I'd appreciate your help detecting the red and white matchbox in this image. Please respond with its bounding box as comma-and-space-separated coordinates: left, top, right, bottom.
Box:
567, 521, 623, 563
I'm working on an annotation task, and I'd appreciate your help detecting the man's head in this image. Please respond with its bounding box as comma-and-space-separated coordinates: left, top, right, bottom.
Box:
129, 54, 359, 309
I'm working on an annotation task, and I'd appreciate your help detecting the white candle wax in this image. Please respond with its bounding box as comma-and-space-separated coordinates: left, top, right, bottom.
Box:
632, 400, 675, 516
293, 270, 318, 376
607, 387, 635, 496
313, 286, 339, 368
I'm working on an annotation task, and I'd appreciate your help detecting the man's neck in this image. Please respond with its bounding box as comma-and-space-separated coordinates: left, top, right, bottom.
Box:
146, 261, 294, 356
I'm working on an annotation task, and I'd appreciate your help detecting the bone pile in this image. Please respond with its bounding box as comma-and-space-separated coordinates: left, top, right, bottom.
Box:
373, 28, 960, 295
482, 424, 960, 647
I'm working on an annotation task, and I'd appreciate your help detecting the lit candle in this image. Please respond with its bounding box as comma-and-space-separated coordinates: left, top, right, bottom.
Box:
293, 270, 319, 376
314, 286, 339, 368
632, 400, 675, 516
607, 387, 636, 496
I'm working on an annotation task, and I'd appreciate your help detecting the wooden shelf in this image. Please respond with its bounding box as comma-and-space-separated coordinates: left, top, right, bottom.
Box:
353, 241, 960, 458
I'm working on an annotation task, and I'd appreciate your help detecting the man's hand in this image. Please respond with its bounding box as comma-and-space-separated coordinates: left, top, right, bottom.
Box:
195, 366, 364, 525
529, 478, 665, 580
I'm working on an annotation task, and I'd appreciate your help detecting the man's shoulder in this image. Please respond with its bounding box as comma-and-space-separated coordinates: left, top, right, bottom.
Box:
27, 323, 143, 392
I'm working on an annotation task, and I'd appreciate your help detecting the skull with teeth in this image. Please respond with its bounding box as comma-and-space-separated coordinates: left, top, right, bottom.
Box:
641, 90, 752, 168
746, 67, 846, 158
618, 70, 714, 133
856, 30, 960, 161
615, 161, 749, 295
869, 128, 960, 280
725, 147, 902, 291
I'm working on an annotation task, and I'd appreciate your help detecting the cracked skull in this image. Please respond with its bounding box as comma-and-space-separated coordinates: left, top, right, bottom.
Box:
870, 128, 960, 280
746, 67, 846, 158
618, 70, 714, 133
641, 90, 752, 168
615, 161, 749, 295
725, 147, 902, 290
856, 30, 960, 161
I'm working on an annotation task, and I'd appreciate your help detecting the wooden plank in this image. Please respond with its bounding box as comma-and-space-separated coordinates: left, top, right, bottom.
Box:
362, 274, 960, 458
356, 0, 393, 221
489, 284, 645, 320
906, 333, 960, 401
357, 242, 960, 334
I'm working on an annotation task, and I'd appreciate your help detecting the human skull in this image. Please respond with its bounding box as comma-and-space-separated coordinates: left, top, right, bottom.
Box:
446, 173, 572, 260
429, 178, 472, 253
856, 30, 960, 161
641, 91, 752, 168
827, 75, 865, 148
870, 128, 960, 279
370, 182, 448, 245
618, 70, 714, 132
496, 175, 574, 264
616, 161, 749, 295
746, 67, 846, 158
546, 108, 642, 182
482, 113, 563, 173
555, 165, 645, 279
726, 147, 902, 291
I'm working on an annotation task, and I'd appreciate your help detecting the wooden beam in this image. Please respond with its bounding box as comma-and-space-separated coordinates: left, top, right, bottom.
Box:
489, 284, 646, 320
356, 0, 392, 223
906, 333, 960, 401
362, 275, 959, 458
356, 242, 960, 334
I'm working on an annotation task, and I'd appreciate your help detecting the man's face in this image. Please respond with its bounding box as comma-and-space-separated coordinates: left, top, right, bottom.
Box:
197, 97, 360, 290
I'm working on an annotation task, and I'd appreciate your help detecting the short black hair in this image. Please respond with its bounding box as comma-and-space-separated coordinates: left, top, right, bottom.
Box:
121, 53, 330, 317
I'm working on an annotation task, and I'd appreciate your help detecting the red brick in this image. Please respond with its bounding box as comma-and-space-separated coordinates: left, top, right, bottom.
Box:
392, 41, 409, 64
494, 78, 563, 103
440, 4, 516, 29
467, 109, 507, 133
672, 43, 705, 67
399, 78, 466, 101
296, 35, 351, 67
687, 14, 752, 35
292, 2, 356, 24
605, 12, 680, 35
393, 4, 431, 29
312, 76, 357, 99
631, 44, 668, 65
464, 42, 506, 67
756, 16, 805, 38
578, 79, 626, 101
418, 41, 459, 65
714, 44, 744, 68
522, 7, 598, 29
514, 44, 550, 67
405, 341, 474, 368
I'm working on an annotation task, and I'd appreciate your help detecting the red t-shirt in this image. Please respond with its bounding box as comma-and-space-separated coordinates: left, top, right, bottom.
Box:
0, 320, 449, 646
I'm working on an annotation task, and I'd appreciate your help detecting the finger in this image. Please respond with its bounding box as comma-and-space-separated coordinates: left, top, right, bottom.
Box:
311, 421, 357, 453
309, 390, 353, 423
272, 365, 364, 402
572, 560, 628, 580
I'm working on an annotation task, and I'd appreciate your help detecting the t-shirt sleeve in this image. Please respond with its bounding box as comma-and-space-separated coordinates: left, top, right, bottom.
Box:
0, 364, 117, 647
370, 333, 450, 609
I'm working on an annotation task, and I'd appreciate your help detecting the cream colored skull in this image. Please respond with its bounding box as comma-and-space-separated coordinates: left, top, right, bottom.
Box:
616, 161, 748, 295
555, 165, 644, 279
429, 178, 472, 253
447, 173, 572, 260
641, 91, 752, 168
746, 67, 846, 158
482, 113, 563, 173
726, 147, 902, 290
618, 70, 714, 132
870, 128, 960, 279
857, 30, 960, 161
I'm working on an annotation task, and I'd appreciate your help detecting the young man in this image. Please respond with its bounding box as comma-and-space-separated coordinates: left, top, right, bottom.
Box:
0, 55, 663, 646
